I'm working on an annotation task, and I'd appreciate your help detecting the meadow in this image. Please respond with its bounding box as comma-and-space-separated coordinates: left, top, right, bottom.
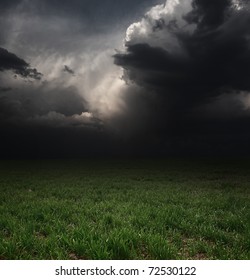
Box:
0, 158, 249, 260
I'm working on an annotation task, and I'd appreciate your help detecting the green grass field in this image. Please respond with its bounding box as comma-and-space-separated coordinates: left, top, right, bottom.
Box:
0, 159, 249, 260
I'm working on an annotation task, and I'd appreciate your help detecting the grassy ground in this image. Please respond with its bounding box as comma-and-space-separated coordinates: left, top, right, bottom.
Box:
0, 158, 249, 260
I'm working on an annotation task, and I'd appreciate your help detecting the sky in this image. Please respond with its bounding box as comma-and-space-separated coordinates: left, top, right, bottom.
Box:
1, 0, 250, 158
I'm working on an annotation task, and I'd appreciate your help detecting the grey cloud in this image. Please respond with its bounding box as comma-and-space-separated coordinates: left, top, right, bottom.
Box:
25, 0, 163, 25
1, 0, 250, 157
0, 84, 88, 124
63, 65, 75, 75
0, 87, 12, 92
0, 47, 42, 80
31, 111, 103, 131
0, 1, 165, 62
115, 1, 250, 105
183, 0, 232, 28
0, 0, 163, 34
112, 0, 250, 155
0, 0, 22, 11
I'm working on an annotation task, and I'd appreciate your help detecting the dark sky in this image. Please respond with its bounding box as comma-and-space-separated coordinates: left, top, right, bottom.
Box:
1, 0, 250, 158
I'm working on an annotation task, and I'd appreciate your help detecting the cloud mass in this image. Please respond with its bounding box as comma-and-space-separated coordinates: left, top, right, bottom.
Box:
115, 0, 250, 101
113, 0, 250, 155
1, 0, 250, 157
0, 47, 42, 79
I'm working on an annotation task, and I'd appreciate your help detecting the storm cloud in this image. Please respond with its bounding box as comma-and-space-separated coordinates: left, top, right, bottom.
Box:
112, 0, 250, 155
63, 65, 75, 76
115, 0, 250, 104
1, 0, 250, 157
0, 47, 42, 79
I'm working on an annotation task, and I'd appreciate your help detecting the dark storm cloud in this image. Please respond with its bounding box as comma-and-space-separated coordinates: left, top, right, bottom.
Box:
0, 0, 168, 159
183, 0, 232, 28
0, 85, 87, 122
0, 0, 163, 34
63, 65, 75, 76
112, 0, 250, 155
0, 87, 12, 92
0, 1, 167, 58
114, 0, 250, 106
1, 0, 250, 158
0, 0, 22, 11
0, 47, 42, 80
28, 0, 162, 24
0, 1, 161, 57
